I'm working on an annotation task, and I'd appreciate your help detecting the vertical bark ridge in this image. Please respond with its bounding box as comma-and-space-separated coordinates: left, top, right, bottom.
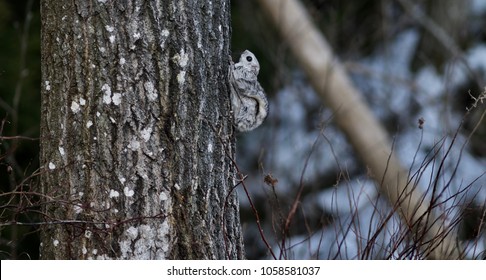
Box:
40, 0, 243, 260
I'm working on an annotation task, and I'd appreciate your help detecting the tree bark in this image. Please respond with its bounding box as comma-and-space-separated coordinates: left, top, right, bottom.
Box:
39, 0, 243, 259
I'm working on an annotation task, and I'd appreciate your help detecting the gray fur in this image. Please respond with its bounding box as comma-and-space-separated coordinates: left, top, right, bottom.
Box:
229, 50, 269, 132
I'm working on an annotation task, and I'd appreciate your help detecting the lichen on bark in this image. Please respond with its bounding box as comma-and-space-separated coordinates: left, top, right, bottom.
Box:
40, 0, 243, 260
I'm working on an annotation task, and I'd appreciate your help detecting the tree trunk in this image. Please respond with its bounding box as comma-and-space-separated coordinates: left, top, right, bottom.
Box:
39, 0, 243, 259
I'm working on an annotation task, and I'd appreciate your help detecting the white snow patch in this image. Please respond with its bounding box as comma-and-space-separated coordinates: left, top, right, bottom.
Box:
109, 35, 115, 43
79, 97, 86, 106
86, 120, 93, 128
82, 247, 87, 255
466, 45, 486, 71
48, 162, 56, 170
415, 66, 443, 100
119, 240, 131, 259
70, 101, 80, 113
44, 81, 51, 91
464, 236, 486, 259
96, 254, 110, 260
85, 230, 92, 239
357, 30, 419, 118
101, 84, 112, 104
121, 225, 162, 259
161, 29, 169, 37
133, 32, 141, 40
144, 81, 157, 101
73, 204, 83, 214
159, 192, 168, 201
158, 221, 170, 253
318, 178, 377, 215
124, 187, 134, 197
120, 57, 126, 65
177, 71, 186, 84
178, 49, 189, 67
105, 25, 114, 32
58, 147, 65, 156
136, 225, 156, 259
472, 0, 486, 15
208, 143, 213, 153
112, 93, 122, 105
109, 189, 120, 198
53, 240, 59, 247
128, 138, 140, 151
126, 226, 138, 239
141, 127, 152, 142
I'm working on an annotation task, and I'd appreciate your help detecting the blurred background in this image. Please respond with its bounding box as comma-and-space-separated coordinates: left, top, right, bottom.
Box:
233, 0, 486, 259
1, 0, 485, 259
0, 0, 40, 259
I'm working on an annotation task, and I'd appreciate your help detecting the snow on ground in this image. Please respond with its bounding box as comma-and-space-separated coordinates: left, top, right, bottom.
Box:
471, 0, 486, 15
237, 27, 486, 259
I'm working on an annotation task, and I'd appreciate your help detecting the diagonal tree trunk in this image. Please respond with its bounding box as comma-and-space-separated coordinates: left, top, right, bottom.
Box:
258, 0, 461, 259
39, 0, 243, 259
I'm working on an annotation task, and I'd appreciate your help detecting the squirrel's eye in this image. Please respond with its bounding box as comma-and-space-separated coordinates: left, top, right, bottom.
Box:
246, 56, 252, 62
